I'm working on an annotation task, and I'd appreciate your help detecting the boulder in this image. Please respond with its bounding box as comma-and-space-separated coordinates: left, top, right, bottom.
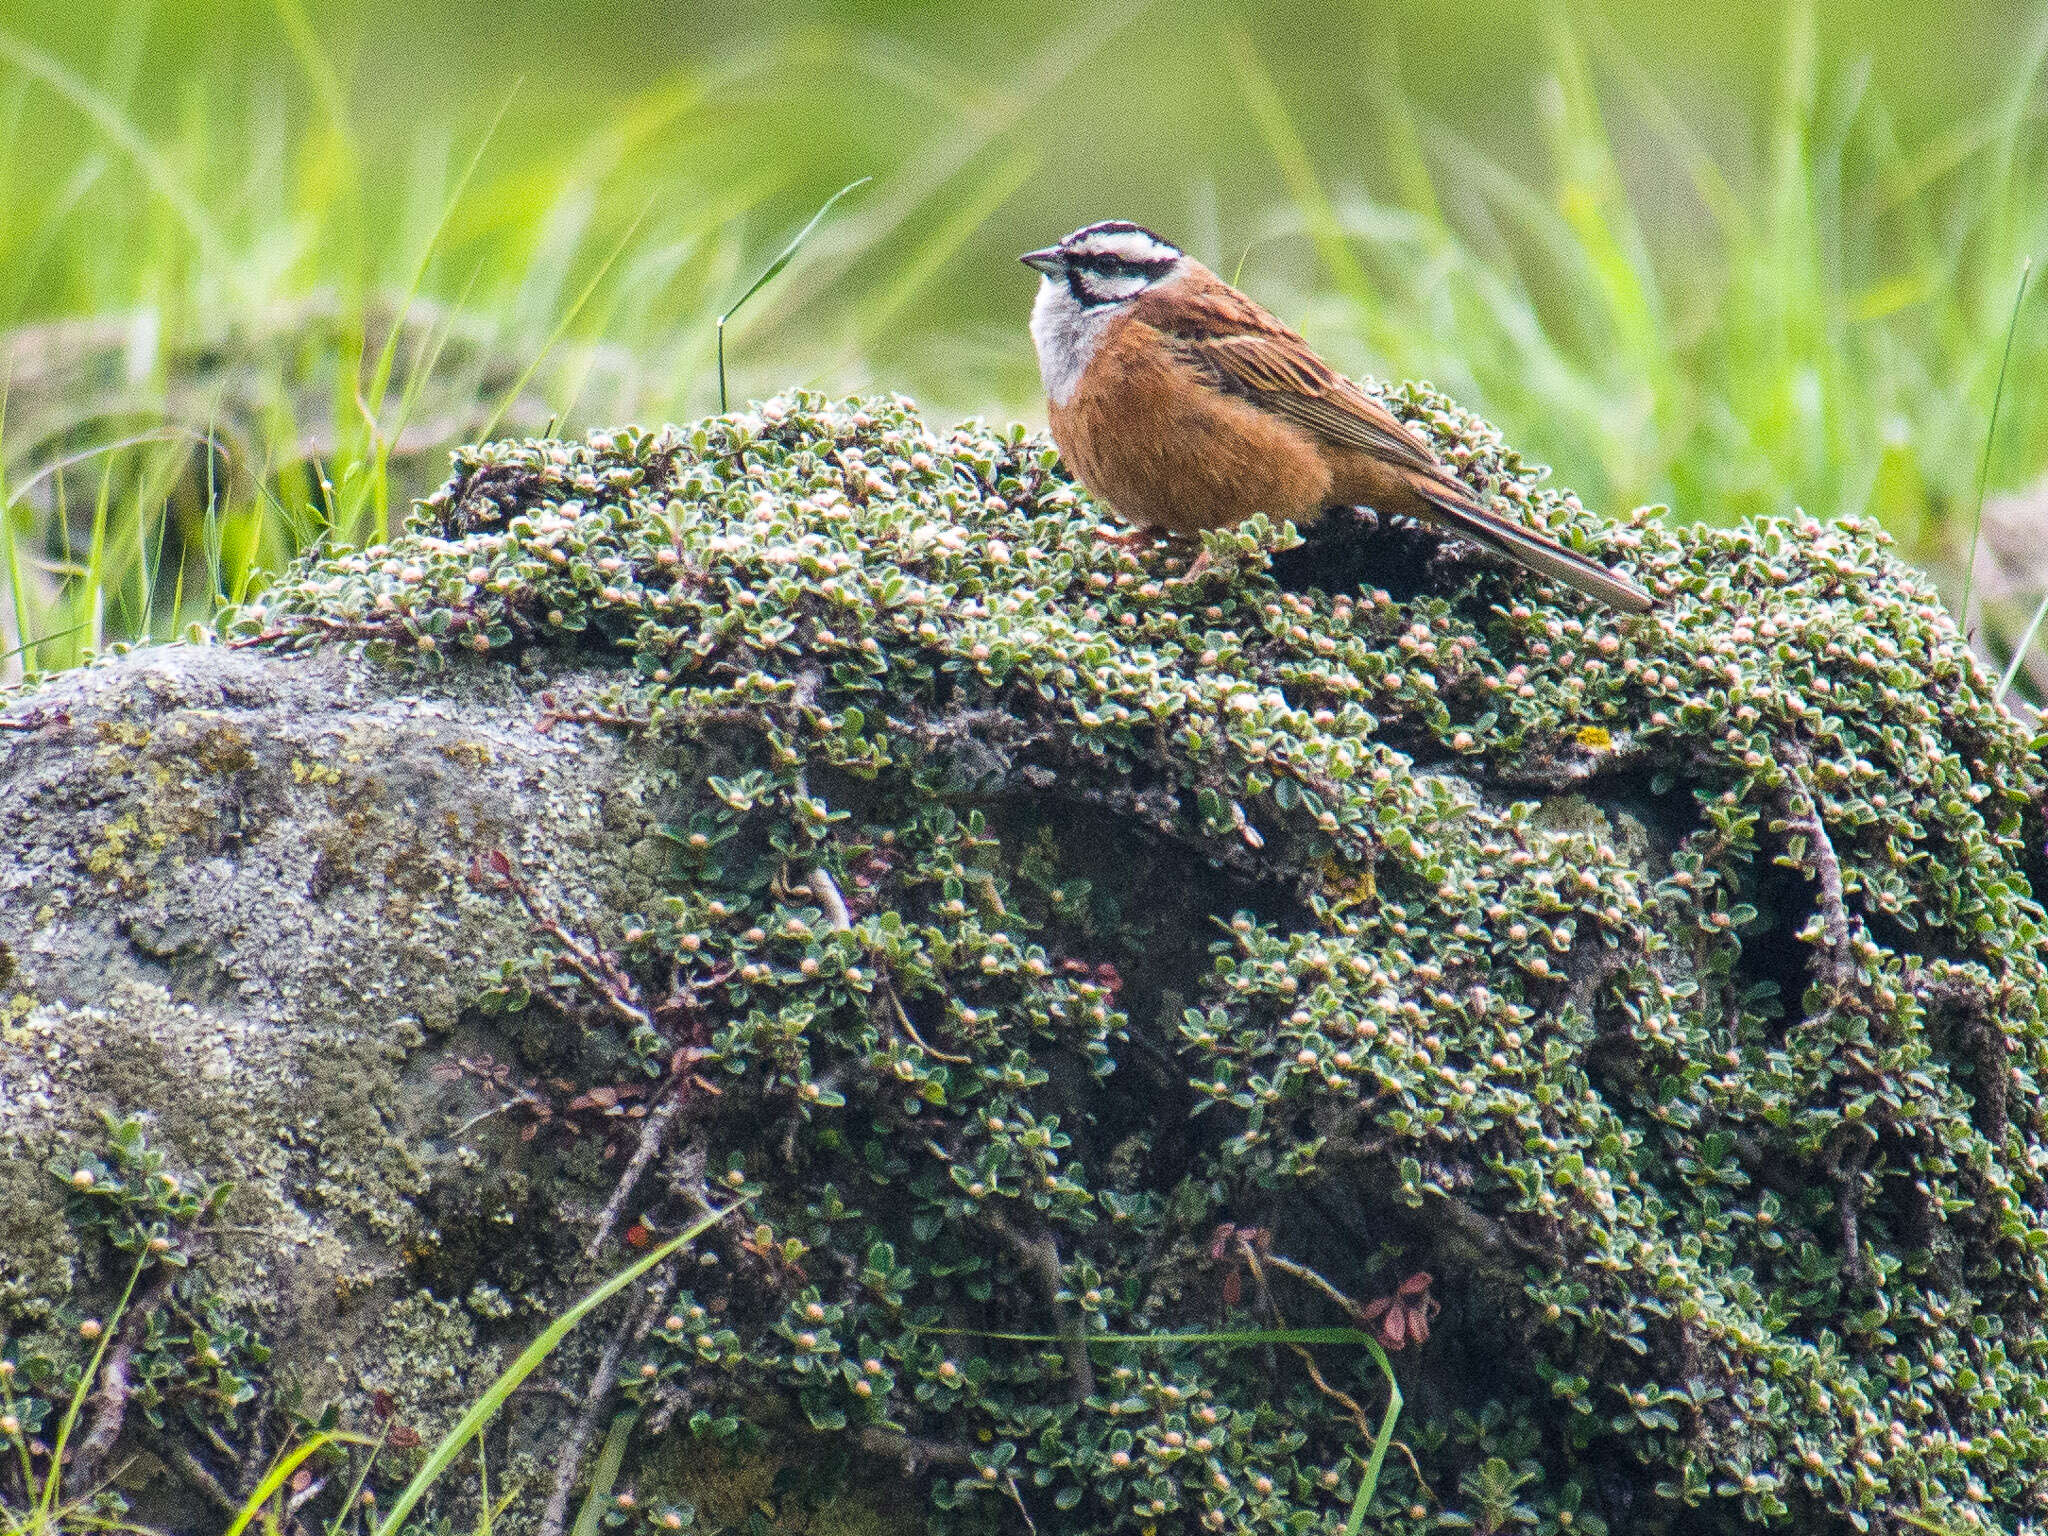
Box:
3, 391, 2044, 1536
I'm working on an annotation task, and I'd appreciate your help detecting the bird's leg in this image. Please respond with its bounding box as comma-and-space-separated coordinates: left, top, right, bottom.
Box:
1095, 524, 1157, 553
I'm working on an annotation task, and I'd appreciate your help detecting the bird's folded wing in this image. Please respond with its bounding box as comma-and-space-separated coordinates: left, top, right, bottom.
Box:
1164, 329, 1446, 479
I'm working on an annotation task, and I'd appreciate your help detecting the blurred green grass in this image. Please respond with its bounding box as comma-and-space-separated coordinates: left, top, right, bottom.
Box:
1, 0, 2045, 696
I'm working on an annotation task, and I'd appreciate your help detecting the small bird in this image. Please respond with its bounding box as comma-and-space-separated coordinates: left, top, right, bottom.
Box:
1021, 221, 1654, 613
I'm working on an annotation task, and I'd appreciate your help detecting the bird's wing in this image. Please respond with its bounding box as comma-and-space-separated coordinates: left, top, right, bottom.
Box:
1140, 283, 1446, 478
1135, 275, 1656, 615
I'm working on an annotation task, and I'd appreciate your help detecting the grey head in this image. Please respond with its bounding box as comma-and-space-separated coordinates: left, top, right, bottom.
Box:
1021, 221, 1187, 406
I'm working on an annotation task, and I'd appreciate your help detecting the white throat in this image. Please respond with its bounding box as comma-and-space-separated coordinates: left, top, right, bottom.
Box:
1029, 277, 1117, 407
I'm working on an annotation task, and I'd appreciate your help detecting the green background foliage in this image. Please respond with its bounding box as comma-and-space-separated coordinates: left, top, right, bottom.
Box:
1, 0, 2047, 685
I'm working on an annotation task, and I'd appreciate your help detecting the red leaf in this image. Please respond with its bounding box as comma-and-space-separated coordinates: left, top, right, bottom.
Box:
1223, 1269, 1242, 1308
1381, 1304, 1408, 1350
624, 1223, 651, 1249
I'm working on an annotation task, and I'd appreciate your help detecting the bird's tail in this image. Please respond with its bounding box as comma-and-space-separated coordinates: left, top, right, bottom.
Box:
1408, 482, 1655, 615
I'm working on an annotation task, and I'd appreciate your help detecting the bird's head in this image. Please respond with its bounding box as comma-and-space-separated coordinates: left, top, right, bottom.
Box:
1020, 221, 1186, 309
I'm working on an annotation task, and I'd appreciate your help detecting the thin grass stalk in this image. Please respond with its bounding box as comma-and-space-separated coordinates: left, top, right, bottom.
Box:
368, 1200, 744, 1536
717, 176, 870, 412
566, 1411, 636, 1536
1961, 259, 2033, 624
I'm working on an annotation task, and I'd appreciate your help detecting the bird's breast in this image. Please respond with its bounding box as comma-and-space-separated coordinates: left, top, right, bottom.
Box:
1050, 319, 1334, 535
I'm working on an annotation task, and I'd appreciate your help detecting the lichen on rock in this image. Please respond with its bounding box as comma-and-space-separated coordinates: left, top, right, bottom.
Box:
6, 389, 2048, 1536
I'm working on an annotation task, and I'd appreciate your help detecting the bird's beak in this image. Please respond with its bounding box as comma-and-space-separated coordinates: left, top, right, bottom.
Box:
1019, 247, 1063, 276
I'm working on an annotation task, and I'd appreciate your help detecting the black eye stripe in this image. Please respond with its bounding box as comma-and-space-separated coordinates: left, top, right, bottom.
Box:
1071, 253, 1173, 276
1060, 250, 1176, 307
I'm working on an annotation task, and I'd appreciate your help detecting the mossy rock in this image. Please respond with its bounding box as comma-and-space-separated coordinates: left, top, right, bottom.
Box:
5, 390, 2047, 1536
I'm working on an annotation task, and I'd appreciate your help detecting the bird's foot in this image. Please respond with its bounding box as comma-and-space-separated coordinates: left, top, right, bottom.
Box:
1095, 525, 1157, 553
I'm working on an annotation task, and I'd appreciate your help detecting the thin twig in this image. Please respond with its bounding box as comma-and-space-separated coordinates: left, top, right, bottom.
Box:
537, 701, 651, 735
854, 1426, 974, 1473
1392, 1440, 1437, 1507
536, 1284, 665, 1536
812, 862, 970, 1063
1836, 1135, 1873, 1292
145, 1428, 240, 1515
587, 1079, 688, 1259
888, 982, 970, 1064
981, 1207, 1095, 1402
1777, 748, 1856, 993
1240, 1245, 1374, 1441
1258, 1248, 1438, 1507
1005, 1475, 1040, 1536
808, 866, 853, 931
1261, 1253, 1365, 1320
71, 1265, 175, 1484
475, 851, 655, 1033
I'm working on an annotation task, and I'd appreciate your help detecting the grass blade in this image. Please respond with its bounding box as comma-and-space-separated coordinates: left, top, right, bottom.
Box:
37, 1250, 148, 1522
1960, 257, 2033, 625
717, 176, 871, 411
0, 24, 227, 268
2, 429, 211, 514
1996, 586, 2048, 704
567, 1410, 637, 1536
858, 150, 1036, 345
222, 1431, 363, 1536
370, 1201, 745, 1536
479, 195, 656, 442
354, 80, 521, 539
0, 618, 91, 669
1226, 29, 1378, 318
0, 375, 27, 678
1344, 1339, 1400, 1536
924, 1323, 1403, 1530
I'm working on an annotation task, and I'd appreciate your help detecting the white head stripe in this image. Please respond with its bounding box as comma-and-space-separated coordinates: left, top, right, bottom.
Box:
1074, 228, 1178, 264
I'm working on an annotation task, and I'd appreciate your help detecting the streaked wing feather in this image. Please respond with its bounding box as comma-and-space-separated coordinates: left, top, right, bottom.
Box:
1134, 273, 1655, 614
1171, 331, 1445, 476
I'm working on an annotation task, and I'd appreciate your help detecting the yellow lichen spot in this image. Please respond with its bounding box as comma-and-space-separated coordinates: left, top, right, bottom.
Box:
1575, 725, 1613, 751
94, 720, 152, 750
1317, 856, 1375, 913
190, 721, 257, 775
86, 812, 140, 874
290, 757, 344, 786
439, 740, 494, 769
